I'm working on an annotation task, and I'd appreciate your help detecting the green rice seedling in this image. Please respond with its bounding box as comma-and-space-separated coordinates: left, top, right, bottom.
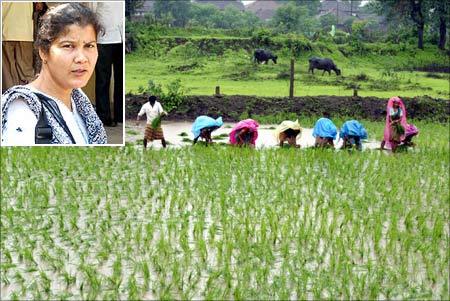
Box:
1, 273, 10, 285
127, 273, 140, 300
10, 292, 20, 301
39, 270, 52, 295
151, 115, 162, 129
140, 261, 150, 290
80, 264, 102, 299
62, 270, 76, 288
20, 247, 36, 265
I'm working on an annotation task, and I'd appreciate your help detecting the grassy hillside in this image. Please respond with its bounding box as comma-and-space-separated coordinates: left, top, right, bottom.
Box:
126, 32, 449, 98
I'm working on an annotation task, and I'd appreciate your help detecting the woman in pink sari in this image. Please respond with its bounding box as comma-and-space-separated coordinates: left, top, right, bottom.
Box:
381, 96, 419, 151
229, 119, 259, 147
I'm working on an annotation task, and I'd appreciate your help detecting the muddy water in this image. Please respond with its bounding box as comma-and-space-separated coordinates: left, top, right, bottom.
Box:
127, 121, 381, 150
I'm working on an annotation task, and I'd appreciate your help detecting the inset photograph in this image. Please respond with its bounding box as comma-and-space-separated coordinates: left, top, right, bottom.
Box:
1, 1, 124, 145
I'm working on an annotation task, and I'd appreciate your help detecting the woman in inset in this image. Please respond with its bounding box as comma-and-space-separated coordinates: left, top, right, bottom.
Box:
381, 97, 418, 152
312, 112, 337, 148
192, 115, 223, 145
1, 3, 107, 145
229, 119, 259, 147
274, 120, 302, 148
340, 120, 367, 151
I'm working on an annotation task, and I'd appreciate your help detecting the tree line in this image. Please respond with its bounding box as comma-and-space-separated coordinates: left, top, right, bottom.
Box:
126, 0, 449, 50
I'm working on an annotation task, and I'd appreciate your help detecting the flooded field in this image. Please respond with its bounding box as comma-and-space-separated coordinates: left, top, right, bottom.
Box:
127, 121, 380, 150
1, 122, 448, 300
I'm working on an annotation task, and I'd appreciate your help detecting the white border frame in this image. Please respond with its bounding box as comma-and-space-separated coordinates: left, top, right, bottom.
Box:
0, 0, 126, 147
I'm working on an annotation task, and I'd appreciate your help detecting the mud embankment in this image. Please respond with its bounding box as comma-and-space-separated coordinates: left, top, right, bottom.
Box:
126, 94, 449, 122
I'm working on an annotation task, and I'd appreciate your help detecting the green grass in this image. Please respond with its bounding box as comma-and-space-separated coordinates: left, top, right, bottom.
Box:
126, 46, 449, 98
1, 121, 448, 299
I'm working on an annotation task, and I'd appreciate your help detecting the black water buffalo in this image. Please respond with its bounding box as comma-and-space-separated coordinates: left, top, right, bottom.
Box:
254, 49, 277, 64
308, 57, 341, 75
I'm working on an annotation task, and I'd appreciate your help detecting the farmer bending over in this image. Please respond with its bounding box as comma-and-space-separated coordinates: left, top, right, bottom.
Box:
229, 119, 259, 147
192, 116, 223, 145
313, 112, 337, 148
340, 120, 367, 151
274, 120, 302, 147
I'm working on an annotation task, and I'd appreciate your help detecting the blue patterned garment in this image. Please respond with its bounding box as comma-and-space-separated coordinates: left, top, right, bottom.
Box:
1, 85, 107, 144
191, 116, 223, 139
339, 120, 368, 139
312, 117, 337, 139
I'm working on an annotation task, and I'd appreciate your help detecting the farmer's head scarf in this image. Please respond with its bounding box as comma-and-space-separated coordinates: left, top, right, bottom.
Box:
229, 118, 259, 145
1, 85, 107, 144
383, 96, 407, 149
339, 120, 367, 140
191, 115, 223, 139
312, 117, 337, 139
273, 120, 302, 143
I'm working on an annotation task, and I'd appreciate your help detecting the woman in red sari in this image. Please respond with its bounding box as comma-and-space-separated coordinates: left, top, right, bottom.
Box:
381, 96, 418, 152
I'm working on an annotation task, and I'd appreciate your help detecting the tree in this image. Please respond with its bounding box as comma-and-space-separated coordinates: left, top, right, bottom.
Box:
292, 0, 321, 16
271, 3, 319, 35
190, 3, 220, 27
319, 13, 338, 32
409, 0, 425, 49
427, 0, 449, 50
370, 0, 449, 49
125, 0, 144, 19
370, 0, 425, 48
343, 16, 357, 33
189, 3, 260, 30
153, 0, 192, 27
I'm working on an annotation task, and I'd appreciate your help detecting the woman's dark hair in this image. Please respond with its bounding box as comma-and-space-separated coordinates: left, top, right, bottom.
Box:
35, 3, 104, 54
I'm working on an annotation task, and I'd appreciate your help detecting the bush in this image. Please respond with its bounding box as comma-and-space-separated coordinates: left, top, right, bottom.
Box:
354, 73, 369, 81
145, 79, 189, 112
282, 35, 313, 57
251, 28, 274, 46
168, 41, 201, 58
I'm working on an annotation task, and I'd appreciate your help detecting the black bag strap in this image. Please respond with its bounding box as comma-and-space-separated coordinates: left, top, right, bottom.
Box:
34, 92, 76, 144
35, 104, 52, 144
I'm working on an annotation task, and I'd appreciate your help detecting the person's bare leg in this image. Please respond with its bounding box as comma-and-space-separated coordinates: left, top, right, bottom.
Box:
143, 138, 148, 149
380, 140, 385, 150
355, 137, 362, 151
161, 139, 167, 148
391, 141, 398, 153
328, 139, 334, 148
287, 137, 296, 147
315, 137, 320, 148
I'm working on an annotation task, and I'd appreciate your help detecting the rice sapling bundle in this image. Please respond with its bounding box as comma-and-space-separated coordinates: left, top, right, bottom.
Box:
393, 122, 405, 136
151, 114, 162, 129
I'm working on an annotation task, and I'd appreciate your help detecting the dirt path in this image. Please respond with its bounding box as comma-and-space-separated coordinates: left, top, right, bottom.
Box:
126, 120, 380, 150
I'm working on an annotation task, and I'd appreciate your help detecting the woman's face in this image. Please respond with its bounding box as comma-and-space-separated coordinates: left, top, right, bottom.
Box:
40, 24, 98, 90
